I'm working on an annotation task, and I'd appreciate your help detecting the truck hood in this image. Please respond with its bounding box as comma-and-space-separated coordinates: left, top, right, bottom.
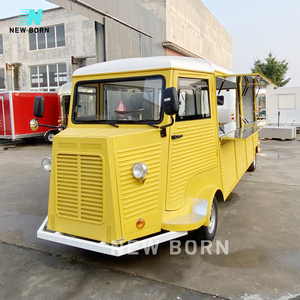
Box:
55, 126, 158, 139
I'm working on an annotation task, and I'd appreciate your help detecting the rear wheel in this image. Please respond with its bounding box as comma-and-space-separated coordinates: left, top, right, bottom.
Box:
194, 196, 218, 244
247, 153, 256, 172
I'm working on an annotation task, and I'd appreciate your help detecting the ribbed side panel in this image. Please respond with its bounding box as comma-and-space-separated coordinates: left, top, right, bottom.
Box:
167, 122, 217, 210
56, 154, 104, 224
117, 144, 162, 221
236, 140, 247, 178
220, 141, 237, 197
246, 136, 254, 166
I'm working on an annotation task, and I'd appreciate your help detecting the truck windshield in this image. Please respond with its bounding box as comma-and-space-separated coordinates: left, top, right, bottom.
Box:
73, 77, 164, 124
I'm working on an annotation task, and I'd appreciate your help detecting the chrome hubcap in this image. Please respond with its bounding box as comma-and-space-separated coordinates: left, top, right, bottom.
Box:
208, 203, 216, 234
48, 134, 54, 142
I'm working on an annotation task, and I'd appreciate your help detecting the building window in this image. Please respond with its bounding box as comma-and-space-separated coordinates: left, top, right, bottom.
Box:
0, 68, 5, 89
30, 63, 67, 91
56, 25, 65, 47
0, 35, 3, 54
29, 24, 65, 50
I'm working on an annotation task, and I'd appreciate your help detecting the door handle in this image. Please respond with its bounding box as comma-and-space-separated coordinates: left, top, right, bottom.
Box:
171, 134, 183, 140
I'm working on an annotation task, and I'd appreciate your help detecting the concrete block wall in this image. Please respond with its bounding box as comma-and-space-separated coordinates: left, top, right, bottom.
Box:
137, 0, 232, 70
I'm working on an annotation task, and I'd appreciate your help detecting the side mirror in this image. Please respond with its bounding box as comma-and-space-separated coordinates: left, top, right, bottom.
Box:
217, 95, 224, 106
163, 87, 179, 115
33, 96, 45, 118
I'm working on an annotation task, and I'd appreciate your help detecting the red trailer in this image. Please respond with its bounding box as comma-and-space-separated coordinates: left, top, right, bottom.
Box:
0, 91, 60, 142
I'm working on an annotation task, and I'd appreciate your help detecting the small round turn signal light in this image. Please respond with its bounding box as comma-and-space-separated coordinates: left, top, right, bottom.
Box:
136, 218, 145, 229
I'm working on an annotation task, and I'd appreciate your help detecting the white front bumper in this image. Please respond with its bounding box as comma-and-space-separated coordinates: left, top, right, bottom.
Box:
37, 217, 187, 257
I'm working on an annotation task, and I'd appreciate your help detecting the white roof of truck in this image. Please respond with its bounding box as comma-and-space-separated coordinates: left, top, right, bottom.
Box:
58, 82, 72, 96
73, 56, 225, 76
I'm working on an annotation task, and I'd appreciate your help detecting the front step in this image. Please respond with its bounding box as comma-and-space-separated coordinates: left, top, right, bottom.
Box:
162, 199, 208, 231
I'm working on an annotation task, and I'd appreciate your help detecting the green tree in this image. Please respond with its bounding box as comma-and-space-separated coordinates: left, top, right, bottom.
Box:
251, 52, 290, 87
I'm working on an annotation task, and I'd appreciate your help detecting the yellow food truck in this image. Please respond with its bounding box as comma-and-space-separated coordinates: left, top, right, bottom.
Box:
34, 56, 270, 256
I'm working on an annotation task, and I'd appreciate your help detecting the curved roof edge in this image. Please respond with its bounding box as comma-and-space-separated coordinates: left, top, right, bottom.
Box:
72, 56, 228, 77
58, 82, 72, 96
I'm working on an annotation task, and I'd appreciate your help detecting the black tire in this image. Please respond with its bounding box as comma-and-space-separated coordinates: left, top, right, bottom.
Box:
44, 130, 56, 143
194, 196, 218, 244
247, 153, 256, 172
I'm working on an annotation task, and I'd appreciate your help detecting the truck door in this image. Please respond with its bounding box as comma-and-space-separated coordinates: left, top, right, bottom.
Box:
166, 75, 219, 211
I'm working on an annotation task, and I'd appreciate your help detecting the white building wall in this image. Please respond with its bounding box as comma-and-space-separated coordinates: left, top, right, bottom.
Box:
0, 1, 233, 91
0, 8, 97, 91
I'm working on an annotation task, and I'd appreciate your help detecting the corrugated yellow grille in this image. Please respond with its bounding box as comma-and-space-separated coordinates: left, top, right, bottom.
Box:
56, 154, 104, 224
167, 122, 218, 210
117, 144, 162, 221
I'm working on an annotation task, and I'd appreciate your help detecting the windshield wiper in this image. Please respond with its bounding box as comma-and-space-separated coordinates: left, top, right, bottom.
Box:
107, 122, 159, 128
107, 122, 119, 128
145, 123, 159, 128
74, 119, 160, 128
75, 119, 120, 127
134, 121, 159, 128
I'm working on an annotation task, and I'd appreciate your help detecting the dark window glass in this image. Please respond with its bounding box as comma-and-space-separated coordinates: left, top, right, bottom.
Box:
30, 64, 68, 91
58, 64, 67, 86
0, 35, 3, 54
47, 27, 55, 48
177, 78, 211, 121
30, 66, 38, 88
39, 66, 47, 87
75, 86, 97, 119
38, 32, 46, 49
0, 68, 5, 89
178, 90, 195, 117
29, 25, 65, 50
29, 32, 37, 50
49, 64, 57, 86
73, 77, 164, 123
56, 25, 65, 47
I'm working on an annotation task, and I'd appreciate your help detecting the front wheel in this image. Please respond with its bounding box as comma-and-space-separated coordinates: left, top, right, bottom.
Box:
44, 130, 57, 143
194, 196, 218, 244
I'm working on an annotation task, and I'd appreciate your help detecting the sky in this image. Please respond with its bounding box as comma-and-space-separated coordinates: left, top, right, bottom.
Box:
0, 0, 58, 19
1, 0, 299, 87
201, 0, 300, 87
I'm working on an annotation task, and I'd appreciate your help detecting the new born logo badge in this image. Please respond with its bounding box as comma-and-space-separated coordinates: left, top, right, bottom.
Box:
18, 9, 43, 26
10, 9, 49, 33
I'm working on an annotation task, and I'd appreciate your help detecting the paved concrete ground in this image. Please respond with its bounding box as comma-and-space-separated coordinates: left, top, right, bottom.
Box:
0, 137, 300, 300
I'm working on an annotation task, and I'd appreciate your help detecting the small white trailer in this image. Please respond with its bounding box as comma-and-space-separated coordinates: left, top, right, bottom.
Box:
259, 85, 299, 140
266, 85, 300, 128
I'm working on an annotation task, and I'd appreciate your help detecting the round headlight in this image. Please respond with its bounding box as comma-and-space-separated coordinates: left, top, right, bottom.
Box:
42, 157, 52, 171
132, 162, 148, 179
